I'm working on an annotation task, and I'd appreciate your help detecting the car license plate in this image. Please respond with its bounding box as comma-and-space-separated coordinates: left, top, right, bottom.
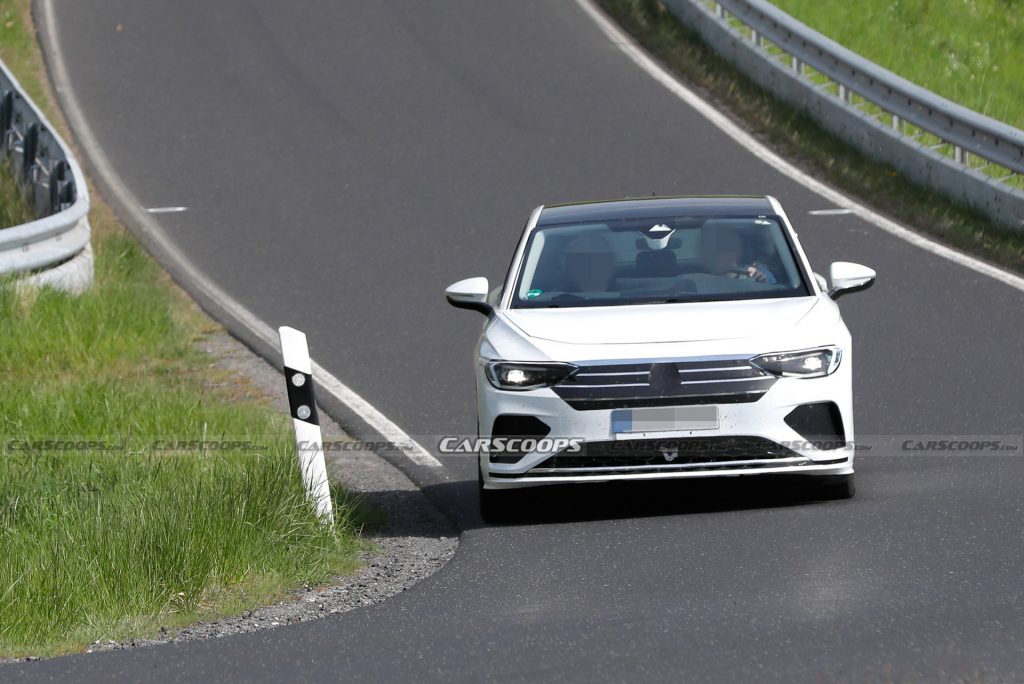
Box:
611, 406, 719, 434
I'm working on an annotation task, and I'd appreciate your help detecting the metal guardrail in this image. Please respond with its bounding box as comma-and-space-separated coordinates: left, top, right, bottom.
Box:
0, 57, 91, 291
660, 0, 1024, 232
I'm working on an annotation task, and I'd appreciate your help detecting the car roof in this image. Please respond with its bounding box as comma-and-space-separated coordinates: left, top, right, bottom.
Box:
536, 196, 775, 227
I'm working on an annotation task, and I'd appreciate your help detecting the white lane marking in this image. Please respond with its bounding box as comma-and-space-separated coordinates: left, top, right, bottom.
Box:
146, 206, 189, 214
39, 0, 443, 469
310, 361, 443, 468
574, 0, 1024, 293
809, 208, 854, 216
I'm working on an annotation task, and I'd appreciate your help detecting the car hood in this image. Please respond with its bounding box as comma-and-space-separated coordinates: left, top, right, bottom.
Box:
502, 297, 820, 345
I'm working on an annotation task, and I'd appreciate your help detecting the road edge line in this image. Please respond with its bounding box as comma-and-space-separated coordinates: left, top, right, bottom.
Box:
34, 0, 443, 470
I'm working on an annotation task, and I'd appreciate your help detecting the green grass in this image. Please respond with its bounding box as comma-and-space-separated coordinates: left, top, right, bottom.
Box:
0, 231, 370, 659
0, 0, 49, 106
0, 0, 370, 658
770, 0, 1024, 130
0, 163, 34, 228
599, 0, 1024, 273
0, 447, 365, 657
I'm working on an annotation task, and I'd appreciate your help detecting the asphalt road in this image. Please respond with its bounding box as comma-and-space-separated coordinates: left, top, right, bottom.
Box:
8, 0, 1024, 681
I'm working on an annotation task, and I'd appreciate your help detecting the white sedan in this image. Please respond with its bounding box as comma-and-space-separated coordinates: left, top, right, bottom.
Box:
446, 196, 875, 521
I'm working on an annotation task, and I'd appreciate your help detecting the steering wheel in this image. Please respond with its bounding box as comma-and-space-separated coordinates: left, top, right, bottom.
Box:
719, 269, 749, 279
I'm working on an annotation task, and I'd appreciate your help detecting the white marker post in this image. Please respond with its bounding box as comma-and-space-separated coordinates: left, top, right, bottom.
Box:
279, 326, 333, 525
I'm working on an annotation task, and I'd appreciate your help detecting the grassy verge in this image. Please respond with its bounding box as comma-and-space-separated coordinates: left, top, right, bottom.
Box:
598, 0, 1024, 274
770, 0, 1024, 130
0, 0, 369, 658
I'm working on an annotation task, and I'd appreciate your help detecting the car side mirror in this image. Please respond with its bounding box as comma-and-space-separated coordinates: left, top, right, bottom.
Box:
828, 262, 876, 300
445, 277, 491, 314
813, 272, 828, 292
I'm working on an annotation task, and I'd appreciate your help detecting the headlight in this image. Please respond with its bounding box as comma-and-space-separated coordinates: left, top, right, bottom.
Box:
485, 361, 578, 391
750, 347, 841, 378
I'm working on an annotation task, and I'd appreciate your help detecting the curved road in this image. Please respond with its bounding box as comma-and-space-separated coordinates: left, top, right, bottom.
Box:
9, 0, 1024, 681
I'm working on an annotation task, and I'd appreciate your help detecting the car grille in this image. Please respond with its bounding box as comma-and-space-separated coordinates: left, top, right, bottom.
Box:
490, 437, 822, 478
552, 357, 776, 410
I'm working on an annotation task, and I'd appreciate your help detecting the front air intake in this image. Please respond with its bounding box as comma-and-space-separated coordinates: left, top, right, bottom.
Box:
488, 415, 551, 463
784, 402, 846, 449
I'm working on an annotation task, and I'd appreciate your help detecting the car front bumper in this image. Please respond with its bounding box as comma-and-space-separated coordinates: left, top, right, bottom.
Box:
478, 361, 855, 490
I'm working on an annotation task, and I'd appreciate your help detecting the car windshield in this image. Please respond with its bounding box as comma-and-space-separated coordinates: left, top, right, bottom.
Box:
510, 215, 811, 308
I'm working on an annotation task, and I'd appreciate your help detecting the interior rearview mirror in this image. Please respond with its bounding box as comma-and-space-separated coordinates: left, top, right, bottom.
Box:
828, 262, 876, 300
445, 277, 491, 314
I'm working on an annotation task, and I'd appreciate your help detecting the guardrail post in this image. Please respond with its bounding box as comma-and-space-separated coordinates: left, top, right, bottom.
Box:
0, 90, 11, 152
49, 160, 70, 213
21, 122, 37, 184
278, 326, 334, 525
714, 3, 724, 19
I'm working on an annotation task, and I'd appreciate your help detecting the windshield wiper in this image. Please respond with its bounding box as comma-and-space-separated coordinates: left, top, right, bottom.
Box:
635, 296, 692, 305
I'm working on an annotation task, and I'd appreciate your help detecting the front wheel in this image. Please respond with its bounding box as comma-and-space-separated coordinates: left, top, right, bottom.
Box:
818, 474, 856, 500
479, 464, 517, 524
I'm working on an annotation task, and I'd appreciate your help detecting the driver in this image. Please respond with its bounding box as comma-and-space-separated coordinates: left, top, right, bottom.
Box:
712, 229, 777, 283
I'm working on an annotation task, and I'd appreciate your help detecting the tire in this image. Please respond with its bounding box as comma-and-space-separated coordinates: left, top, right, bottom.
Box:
479, 464, 517, 524
819, 474, 856, 500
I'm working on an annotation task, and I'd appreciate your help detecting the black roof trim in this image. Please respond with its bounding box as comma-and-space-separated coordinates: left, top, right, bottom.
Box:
537, 196, 775, 226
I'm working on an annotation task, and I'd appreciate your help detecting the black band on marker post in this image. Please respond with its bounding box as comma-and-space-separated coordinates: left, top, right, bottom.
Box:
283, 366, 319, 425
